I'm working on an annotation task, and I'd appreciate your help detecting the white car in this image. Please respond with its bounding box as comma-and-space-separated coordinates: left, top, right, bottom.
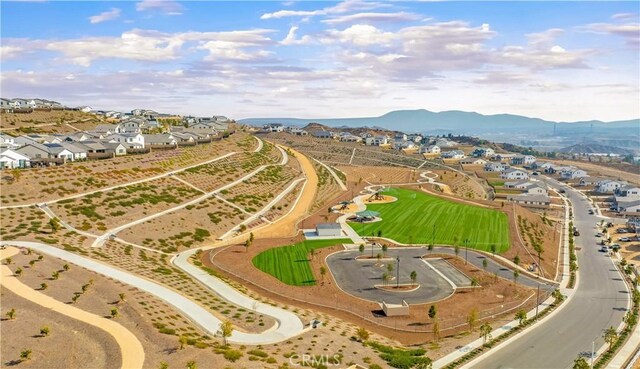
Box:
619, 237, 631, 242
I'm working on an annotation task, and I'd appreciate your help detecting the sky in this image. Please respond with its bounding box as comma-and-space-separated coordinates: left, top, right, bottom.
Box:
1, 1, 639, 122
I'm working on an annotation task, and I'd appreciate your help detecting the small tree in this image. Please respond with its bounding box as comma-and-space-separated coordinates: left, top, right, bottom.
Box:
6, 308, 16, 320
428, 243, 434, 253
319, 266, 327, 281
552, 289, 565, 305
356, 327, 369, 342
63, 264, 70, 272
29, 260, 36, 268
71, 294, 80, 304
454, 244, 460, 258
382, 244, 388, 257
40, 326, 50, 337
515, 309, 527, 327
467, 308, 478, 332
15, 267, 23, 277
20, 349, 32, 361
40, 283, 48, 290
118, 293, 126, 303
428, 305, 437, 321
479, 322, 492, 344
81, 284, 89, 293
410, 271, 417, 286
490, 244, 497, 256
186, 361, 197, 369
5, 257, 11, 265
432, 318, 441, 342
249, 232, 255, 243
376, 253, 382, 263
573, 357, 589, 369
219, 320, 234, 345
179, 335, 188, 350
382, 272, 389, 286
513, 269, 520, 284
159, 362, 169, 369
52, 271, 59, 280
309, 248, 315, 261
482, 258, 488, 271
359, 244, 365, 255
110, 308, 119, 319
603, 326, 618, 352
387, 263, 394, 274
513, 255, 520, 266
243, 240, 250, 253
49, 217, 60, 233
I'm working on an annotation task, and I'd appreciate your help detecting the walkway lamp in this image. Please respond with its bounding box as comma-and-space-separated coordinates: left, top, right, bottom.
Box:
396, 256, 400, 288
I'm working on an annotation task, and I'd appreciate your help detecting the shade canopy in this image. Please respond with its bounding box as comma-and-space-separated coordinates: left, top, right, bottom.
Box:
356, 210, 380, 218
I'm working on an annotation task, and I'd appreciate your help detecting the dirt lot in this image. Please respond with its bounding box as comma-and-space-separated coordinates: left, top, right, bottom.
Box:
49, 177, 203, 234
0, 132, 253, 206
550, 159, 640, 185
0, 110, 104, 133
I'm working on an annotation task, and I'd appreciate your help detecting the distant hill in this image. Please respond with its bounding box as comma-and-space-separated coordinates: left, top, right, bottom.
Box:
240, 109, 639, 136
558, 143, 633, 155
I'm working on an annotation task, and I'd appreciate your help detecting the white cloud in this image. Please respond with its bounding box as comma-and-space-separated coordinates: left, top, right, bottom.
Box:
0, 45, 24, 60
136, 0, 183, 15
261, 0, 388, 20
281, 26, 311, 45
584, 22, 640, 47
322, 12, 421, 25
323, 24, 395, 46
89, 8, 121, 24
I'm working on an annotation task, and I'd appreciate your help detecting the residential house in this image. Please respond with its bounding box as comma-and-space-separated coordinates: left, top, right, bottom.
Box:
420, 145, 441, 154
407, 134, 423, 143
263, 123, 284, 132
595, 179, 625, 194
365, 136, 389, 146
16, 143, 53, 159
493, 153, 517, 162
472, 147, 495, 157
143, 134, 177, 146
441, 150, 465, 159
0, 98, 12, 111
171, 132, 196, 143
289, 127, 308, 136
10, 99, 30, 109
435, 138, 458, 147
523, 183, 548, 196
42, 143, 76, 161
504, 180, 531, 189
95, 124, 124, 135
394, 133, 407, 141
0, 149, 30, 169
59, 142, 88, 161
102, 142, 127, 156
121, 119, 145, 134
77, 106, 92, 113
616, 185, 640, 197
560, 168, 588, 179
460, 157, 487, 165
105, 133, 145, 149
500, 168, 529, 180
0, 133, 19, 149
339, 133, 362, 142
512, 155, 537, 166
615, 197, 640, 213
579, 176, 607, 186
507, 194, 551, 208
311, 131, 333, 139
484, 162, 510, 172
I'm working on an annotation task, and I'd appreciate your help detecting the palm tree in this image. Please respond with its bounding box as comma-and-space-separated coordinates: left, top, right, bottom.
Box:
40, 326, 50, 337
309, 248, 315, 261
479, 322, 492, 344
467, 308, 478, 332
376, 253, 382, 264
515, 309, 527, 327
410, 271, 417, 286
428, 243, 434, 253
319, 266, 327, 281
6, 308, 16, 320
603, 326, 618, 352
218, 320, 233, 345
573, 357, 589, 369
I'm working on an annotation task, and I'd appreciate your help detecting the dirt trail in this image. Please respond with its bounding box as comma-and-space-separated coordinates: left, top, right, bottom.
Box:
0, 247, 145, 369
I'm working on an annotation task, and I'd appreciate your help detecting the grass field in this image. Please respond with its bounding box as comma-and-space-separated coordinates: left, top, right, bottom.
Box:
252, 239, 351, 286
349, 188, 510, 252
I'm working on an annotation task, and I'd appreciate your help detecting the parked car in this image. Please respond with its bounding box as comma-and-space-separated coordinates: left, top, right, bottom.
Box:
600, 246, 609, 252
619, 237, 631, 242
532, 172, 540, 176
617, 229, 628, 233
574, 230, 580, 236
559, 189, 566, 193
610, 243, 620, 248
588, 209, 594, 215
595, 233, 603, 238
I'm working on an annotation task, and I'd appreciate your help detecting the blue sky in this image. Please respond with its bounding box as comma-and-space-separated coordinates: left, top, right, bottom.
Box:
1, 1, 638, 121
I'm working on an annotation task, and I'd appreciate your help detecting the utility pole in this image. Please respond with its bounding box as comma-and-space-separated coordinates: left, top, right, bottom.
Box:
396, 256, 400, 288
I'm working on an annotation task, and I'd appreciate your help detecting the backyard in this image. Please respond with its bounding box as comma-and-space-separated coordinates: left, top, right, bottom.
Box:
252, 239, 351, 286
349, 187, 510, 252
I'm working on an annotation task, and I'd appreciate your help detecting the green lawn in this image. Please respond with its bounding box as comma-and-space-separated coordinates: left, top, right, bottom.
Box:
349, 188, 510, 252
252, 238, 352, 286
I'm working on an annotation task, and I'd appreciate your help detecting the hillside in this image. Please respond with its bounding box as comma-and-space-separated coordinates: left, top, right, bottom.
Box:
0, 110, 105, 135
558, 143, 633, 155
241, 109, 639, 137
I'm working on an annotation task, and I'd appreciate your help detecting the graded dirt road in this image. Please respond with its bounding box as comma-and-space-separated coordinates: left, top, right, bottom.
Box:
0, 247, 145, 369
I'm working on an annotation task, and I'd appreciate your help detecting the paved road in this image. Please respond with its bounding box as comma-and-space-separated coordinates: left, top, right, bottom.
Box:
0, 241, 305, 345
327, 247, 554, 305
472, 177, 629, 369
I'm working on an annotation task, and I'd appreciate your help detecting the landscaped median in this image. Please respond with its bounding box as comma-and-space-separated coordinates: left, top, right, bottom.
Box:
348, 187, 510, 252
252, 239, 351, 286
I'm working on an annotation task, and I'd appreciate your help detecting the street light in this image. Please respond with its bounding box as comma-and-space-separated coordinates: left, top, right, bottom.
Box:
464, 239, 469, 265
396, 256, 400, 288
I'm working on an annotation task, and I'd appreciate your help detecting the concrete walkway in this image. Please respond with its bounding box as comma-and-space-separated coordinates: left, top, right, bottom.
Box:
0, 246, 145, 369
0, 241, 306, 345
607, 284, 640, 369
172, 250, 305, 344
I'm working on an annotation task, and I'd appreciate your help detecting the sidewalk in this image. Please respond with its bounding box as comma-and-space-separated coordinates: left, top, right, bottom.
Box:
606, 284, 640, 369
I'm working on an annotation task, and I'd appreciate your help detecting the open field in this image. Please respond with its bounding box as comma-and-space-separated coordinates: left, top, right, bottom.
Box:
252, 239, 352, 286
350, 187, 510, 252
0, 110, 104, 133
176, 152, 269, 192
49, 177, 203, 234
0, 132, 252, 206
